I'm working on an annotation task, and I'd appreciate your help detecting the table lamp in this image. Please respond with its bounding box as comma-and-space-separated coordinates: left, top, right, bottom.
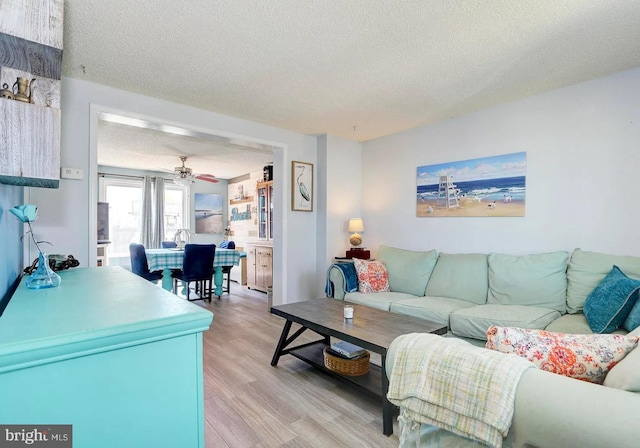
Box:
348, 218, 364, 248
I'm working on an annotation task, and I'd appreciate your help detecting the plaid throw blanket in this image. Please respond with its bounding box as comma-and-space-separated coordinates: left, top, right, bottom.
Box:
387, 333, 534, 448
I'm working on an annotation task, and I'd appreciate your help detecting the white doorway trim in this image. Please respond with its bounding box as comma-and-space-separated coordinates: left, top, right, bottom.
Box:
88, 103, 287, 302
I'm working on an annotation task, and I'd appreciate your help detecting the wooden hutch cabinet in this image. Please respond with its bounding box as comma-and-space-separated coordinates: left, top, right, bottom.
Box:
248, 180, 273, 293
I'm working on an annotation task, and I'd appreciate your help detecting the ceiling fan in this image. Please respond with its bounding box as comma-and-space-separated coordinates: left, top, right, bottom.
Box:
164, 156, 218, 185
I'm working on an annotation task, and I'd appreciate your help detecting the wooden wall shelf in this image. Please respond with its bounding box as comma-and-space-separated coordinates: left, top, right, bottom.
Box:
229, 196, 254, 205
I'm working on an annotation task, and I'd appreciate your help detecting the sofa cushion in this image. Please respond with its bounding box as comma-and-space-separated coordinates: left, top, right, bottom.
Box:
344, 291, 415, 311
486, 326, 639, 384
450, 304, 561, 341
544, 313, 593, 334
487, 252, 569, 313
390, 296, 476, 327
583, 266, 640, 333
353, 259, 390, 293
378, 245, 438, 296
424, 253, 488, 305
545, 313, 629, 335
623, 300, 640, 332
567, 248, 640, 314
603, 326, 640, 392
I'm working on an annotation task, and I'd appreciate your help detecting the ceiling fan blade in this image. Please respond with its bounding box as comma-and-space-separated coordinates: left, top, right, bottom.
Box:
195, 174, 218, 183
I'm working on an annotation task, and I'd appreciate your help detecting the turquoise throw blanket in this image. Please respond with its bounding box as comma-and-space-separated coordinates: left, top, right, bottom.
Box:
325, 263, 358, 297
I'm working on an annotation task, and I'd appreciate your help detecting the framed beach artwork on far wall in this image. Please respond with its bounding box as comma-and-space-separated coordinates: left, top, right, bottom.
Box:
194, 193, 224, 233
291, 161, 313, 212
416, 152, 527, 217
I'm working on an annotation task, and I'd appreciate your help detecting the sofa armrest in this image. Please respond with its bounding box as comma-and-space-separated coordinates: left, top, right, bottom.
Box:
328, 266, 347, 300
386, 338, 640, 448
511, 368, 639, 448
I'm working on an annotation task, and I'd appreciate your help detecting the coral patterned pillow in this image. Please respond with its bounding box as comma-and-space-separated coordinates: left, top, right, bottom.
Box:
353, 259, 390, 294
486, 326, 639, 384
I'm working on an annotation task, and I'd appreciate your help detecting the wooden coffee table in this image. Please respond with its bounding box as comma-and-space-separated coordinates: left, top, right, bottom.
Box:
270, 298, 447, 436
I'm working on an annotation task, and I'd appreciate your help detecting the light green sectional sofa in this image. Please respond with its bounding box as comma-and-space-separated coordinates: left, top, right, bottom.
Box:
328, 246, 640, 344
328, 245, 640, 447
384, 325, 640, 448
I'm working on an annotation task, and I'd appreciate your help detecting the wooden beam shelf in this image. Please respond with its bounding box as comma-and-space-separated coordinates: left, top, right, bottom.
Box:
229, 196, 254, 205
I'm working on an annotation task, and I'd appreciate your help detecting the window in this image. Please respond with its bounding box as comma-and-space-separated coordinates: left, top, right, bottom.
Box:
164, 184, 188, 241
99, 175, 188, 266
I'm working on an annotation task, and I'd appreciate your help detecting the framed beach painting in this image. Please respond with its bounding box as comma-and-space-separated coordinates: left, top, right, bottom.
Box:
292, 161, 313, 212
416, 152, 526, 217
194, 193, 223, 233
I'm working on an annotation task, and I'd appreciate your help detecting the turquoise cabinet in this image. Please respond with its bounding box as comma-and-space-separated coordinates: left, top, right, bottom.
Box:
0, 267, 213, 447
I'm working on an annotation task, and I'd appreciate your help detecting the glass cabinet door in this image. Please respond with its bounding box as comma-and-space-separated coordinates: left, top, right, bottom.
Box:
258, 183, 268, 239
257, 181, 273, 240
268, 183, 273, 240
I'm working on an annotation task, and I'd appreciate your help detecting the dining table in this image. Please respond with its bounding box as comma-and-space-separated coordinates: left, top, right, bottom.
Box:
146, 247, 245, 297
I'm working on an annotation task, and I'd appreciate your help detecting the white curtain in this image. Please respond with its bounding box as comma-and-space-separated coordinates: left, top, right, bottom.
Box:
153, 177, 165, 248
141, 176, 153, 247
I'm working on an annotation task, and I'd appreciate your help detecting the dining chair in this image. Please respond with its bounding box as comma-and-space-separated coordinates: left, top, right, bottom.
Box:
161, 241, 177, 249
173, 244, 216, 302
129, 243, 163, 283
218, 240, 235, 294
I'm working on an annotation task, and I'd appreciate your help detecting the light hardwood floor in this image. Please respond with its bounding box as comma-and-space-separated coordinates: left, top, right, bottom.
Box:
189, 285, 400, 447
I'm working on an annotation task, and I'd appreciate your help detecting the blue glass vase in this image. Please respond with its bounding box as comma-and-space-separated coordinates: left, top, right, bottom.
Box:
26, 252, 62, 289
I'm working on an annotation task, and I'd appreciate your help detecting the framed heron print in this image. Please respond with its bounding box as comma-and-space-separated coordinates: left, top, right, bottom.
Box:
292, 161, 313, 212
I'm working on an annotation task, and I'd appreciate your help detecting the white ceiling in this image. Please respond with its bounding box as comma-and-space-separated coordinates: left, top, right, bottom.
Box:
67, 1, 640, 178
97, 115, 274, 180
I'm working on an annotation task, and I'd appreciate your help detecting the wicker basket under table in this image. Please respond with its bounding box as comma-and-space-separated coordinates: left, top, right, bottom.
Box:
323, 346, 370, 376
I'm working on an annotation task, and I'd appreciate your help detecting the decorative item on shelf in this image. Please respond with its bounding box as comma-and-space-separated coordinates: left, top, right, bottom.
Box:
0, 83, 15, 100
348, 218, 364, 247
173, 228, 191, 249
9, 204, 61, 289
263, 165, 273, 182
12, 77, 36, 103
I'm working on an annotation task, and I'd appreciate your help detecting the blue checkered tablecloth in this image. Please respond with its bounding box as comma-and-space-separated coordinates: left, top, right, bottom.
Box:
146, 248, 244, 272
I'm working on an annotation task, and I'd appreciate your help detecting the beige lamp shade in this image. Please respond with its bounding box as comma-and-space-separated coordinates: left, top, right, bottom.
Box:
348, 218, 364, 233
348, 218, 364, 247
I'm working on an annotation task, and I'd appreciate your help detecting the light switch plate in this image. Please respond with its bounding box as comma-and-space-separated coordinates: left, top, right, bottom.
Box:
61, 167, 84, 180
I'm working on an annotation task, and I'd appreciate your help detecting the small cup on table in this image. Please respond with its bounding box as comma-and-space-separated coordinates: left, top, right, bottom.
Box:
344, 305, 354, 319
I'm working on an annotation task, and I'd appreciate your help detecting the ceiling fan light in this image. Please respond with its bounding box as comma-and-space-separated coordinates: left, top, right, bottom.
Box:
173, 176, 193, 186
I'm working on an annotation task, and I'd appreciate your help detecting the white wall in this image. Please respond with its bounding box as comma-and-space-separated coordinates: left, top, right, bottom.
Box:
27, 77, 319, 305
361, 67, 640, 257
318, 135, 363, 249
317, 134, 363, 292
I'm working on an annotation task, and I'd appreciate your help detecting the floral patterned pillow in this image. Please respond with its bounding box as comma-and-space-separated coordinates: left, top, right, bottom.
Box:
353, 259, 390, 294
486, 326, 639, 384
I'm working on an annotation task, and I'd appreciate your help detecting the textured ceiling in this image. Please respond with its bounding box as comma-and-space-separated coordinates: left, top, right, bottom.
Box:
67, 1, 640, 176
97, 118, 274, 180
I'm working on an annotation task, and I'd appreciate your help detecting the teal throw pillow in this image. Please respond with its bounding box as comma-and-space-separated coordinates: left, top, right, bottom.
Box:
583, 266, 640, 333
623, 300, 640, 332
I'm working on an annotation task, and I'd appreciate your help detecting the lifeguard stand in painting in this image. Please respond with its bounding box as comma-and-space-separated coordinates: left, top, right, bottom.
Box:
437, 175, 459, 208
